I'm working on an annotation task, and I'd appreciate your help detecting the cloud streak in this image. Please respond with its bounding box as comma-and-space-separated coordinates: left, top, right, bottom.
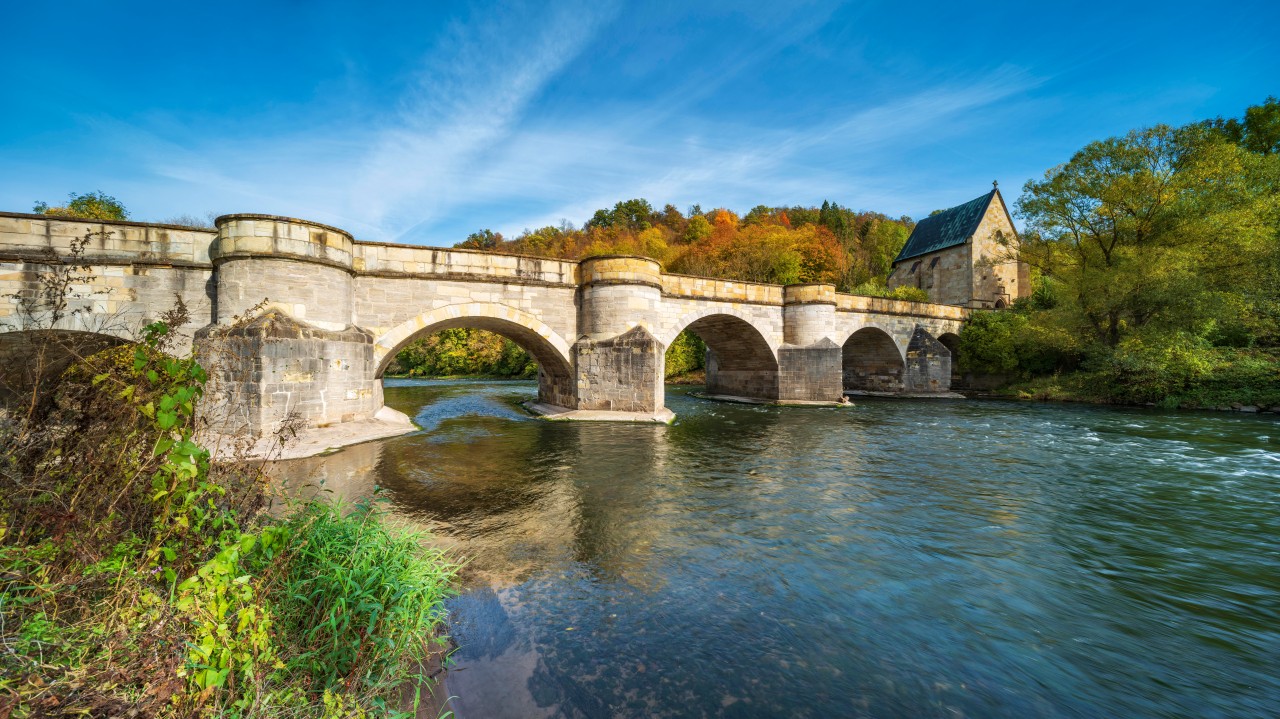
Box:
23, 3, 1040, 245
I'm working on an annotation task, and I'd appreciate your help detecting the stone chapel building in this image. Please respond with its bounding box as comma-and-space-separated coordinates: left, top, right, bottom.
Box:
886, 184, 1030, 308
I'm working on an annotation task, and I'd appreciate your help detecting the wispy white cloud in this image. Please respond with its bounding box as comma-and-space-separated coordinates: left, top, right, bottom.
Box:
23, 4, 1038, 245
351, 0, 623, 236
487, 66, 1042, 236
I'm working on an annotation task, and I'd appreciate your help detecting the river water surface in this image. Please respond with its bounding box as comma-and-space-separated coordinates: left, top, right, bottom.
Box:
274, 379, 1279, 718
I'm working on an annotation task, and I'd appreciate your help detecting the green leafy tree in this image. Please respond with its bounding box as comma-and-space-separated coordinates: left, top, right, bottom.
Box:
33, 191, 129, 220
586, 198, 655, 230
1199, 96, 1280, 155
457, 229, 503, 250
1017, 123, 1279, 347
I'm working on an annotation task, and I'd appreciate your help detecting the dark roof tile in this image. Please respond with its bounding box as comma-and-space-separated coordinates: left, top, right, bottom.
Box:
894, 190, 995, 263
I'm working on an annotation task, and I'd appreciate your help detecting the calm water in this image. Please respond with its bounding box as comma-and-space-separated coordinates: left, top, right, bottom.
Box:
275, 379, 1280, 719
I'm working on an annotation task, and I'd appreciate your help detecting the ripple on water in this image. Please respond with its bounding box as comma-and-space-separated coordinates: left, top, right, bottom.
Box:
273, 384, 1280, 719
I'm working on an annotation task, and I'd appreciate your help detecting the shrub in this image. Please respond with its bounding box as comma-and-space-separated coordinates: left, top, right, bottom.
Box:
848, 281, 930, 302
258, 500, 455, 695
664, 330, 706, 377
0, 319, 457, 717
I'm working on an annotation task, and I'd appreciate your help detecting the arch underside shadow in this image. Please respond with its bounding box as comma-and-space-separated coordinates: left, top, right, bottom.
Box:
938, 332, 961, 387
842, 326, 904, 392
679, 314, 779, 400
374, 305, 575, 408
0, 329, 128, 403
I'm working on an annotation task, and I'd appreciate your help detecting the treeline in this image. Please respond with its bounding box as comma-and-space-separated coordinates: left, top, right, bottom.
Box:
459, 199, 920, 294
960, 97, 1280, 410
386, 328, 537, 378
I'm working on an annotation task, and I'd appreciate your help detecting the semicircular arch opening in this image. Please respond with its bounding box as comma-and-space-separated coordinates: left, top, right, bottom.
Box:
672, 313, 779, 400
841, 326, 904, 393
374, 305, 575, 408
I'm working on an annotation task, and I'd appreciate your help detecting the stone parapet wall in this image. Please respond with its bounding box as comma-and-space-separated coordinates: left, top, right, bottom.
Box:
834, 293, 968, 321
354, 242, 578, 285
0, 213, 215, 266
661, 274, 784, 305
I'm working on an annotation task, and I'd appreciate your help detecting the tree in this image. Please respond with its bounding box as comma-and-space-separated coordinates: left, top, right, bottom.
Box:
457, 229, 503, 250
33, 191, 128, 220
585, 198, 655, 230
1200, 96, 1280, 155
1017, 119, 1280, 347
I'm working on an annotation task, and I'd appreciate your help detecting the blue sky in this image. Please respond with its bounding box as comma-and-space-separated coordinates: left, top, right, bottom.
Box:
1, 1, 1277, 245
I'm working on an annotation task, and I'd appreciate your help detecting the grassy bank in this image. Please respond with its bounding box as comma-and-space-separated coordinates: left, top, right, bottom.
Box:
0, 323, 458, 718
970, 348, 1280, 412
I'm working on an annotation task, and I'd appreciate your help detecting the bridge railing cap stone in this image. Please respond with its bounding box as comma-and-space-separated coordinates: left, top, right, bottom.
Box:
0, 210, 215, 233
578, 254, 663, 264
213, 214, 355, 241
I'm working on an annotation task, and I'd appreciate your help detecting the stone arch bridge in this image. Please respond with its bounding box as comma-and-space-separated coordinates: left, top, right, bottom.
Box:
0, 212, 966, 435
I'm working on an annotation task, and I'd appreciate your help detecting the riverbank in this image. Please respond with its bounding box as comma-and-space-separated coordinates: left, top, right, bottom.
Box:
971, 369, 1280, 415
0, 328, 458, 718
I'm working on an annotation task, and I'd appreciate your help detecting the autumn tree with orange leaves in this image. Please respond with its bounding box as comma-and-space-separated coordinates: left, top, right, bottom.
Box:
465, 199, 909, 294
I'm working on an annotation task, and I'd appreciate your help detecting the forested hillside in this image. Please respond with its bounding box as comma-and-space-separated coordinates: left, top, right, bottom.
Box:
459, 201, 917, 294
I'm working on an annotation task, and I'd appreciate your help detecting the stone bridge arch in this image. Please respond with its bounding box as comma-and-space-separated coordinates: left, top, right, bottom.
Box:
837, 322, 956, 395
661, 310, 780, 401
373, 302, 576, 407
938, 332, 962, 387
840, 325, 906, 393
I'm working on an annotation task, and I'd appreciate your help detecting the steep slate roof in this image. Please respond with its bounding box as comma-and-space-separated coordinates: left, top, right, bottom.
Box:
894, 189, 996, 263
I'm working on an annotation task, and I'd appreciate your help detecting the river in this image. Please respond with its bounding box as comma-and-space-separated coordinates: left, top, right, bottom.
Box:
273, 379, 1279, 718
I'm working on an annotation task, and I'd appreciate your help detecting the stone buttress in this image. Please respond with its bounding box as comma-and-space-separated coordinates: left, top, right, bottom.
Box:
197, 215, 382, 437
777, 284, 843, 403
573, 256, 665, 413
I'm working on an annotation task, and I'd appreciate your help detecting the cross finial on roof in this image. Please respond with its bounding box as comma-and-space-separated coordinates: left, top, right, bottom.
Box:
992, 179, 999, 188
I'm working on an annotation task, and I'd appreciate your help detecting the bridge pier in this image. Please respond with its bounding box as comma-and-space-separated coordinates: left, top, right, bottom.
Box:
902, 325, 953, 394
775, 284, 843, 403
199, 215, 383, 437
572, 256, 666, 415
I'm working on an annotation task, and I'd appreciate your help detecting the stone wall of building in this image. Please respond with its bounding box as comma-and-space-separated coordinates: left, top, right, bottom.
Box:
885, 243, 972, 306
969, 193, 1027, 309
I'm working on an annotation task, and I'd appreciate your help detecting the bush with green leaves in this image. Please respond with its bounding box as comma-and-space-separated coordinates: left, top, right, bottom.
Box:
664, 330, 706, 378
0, 319, 458, 718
